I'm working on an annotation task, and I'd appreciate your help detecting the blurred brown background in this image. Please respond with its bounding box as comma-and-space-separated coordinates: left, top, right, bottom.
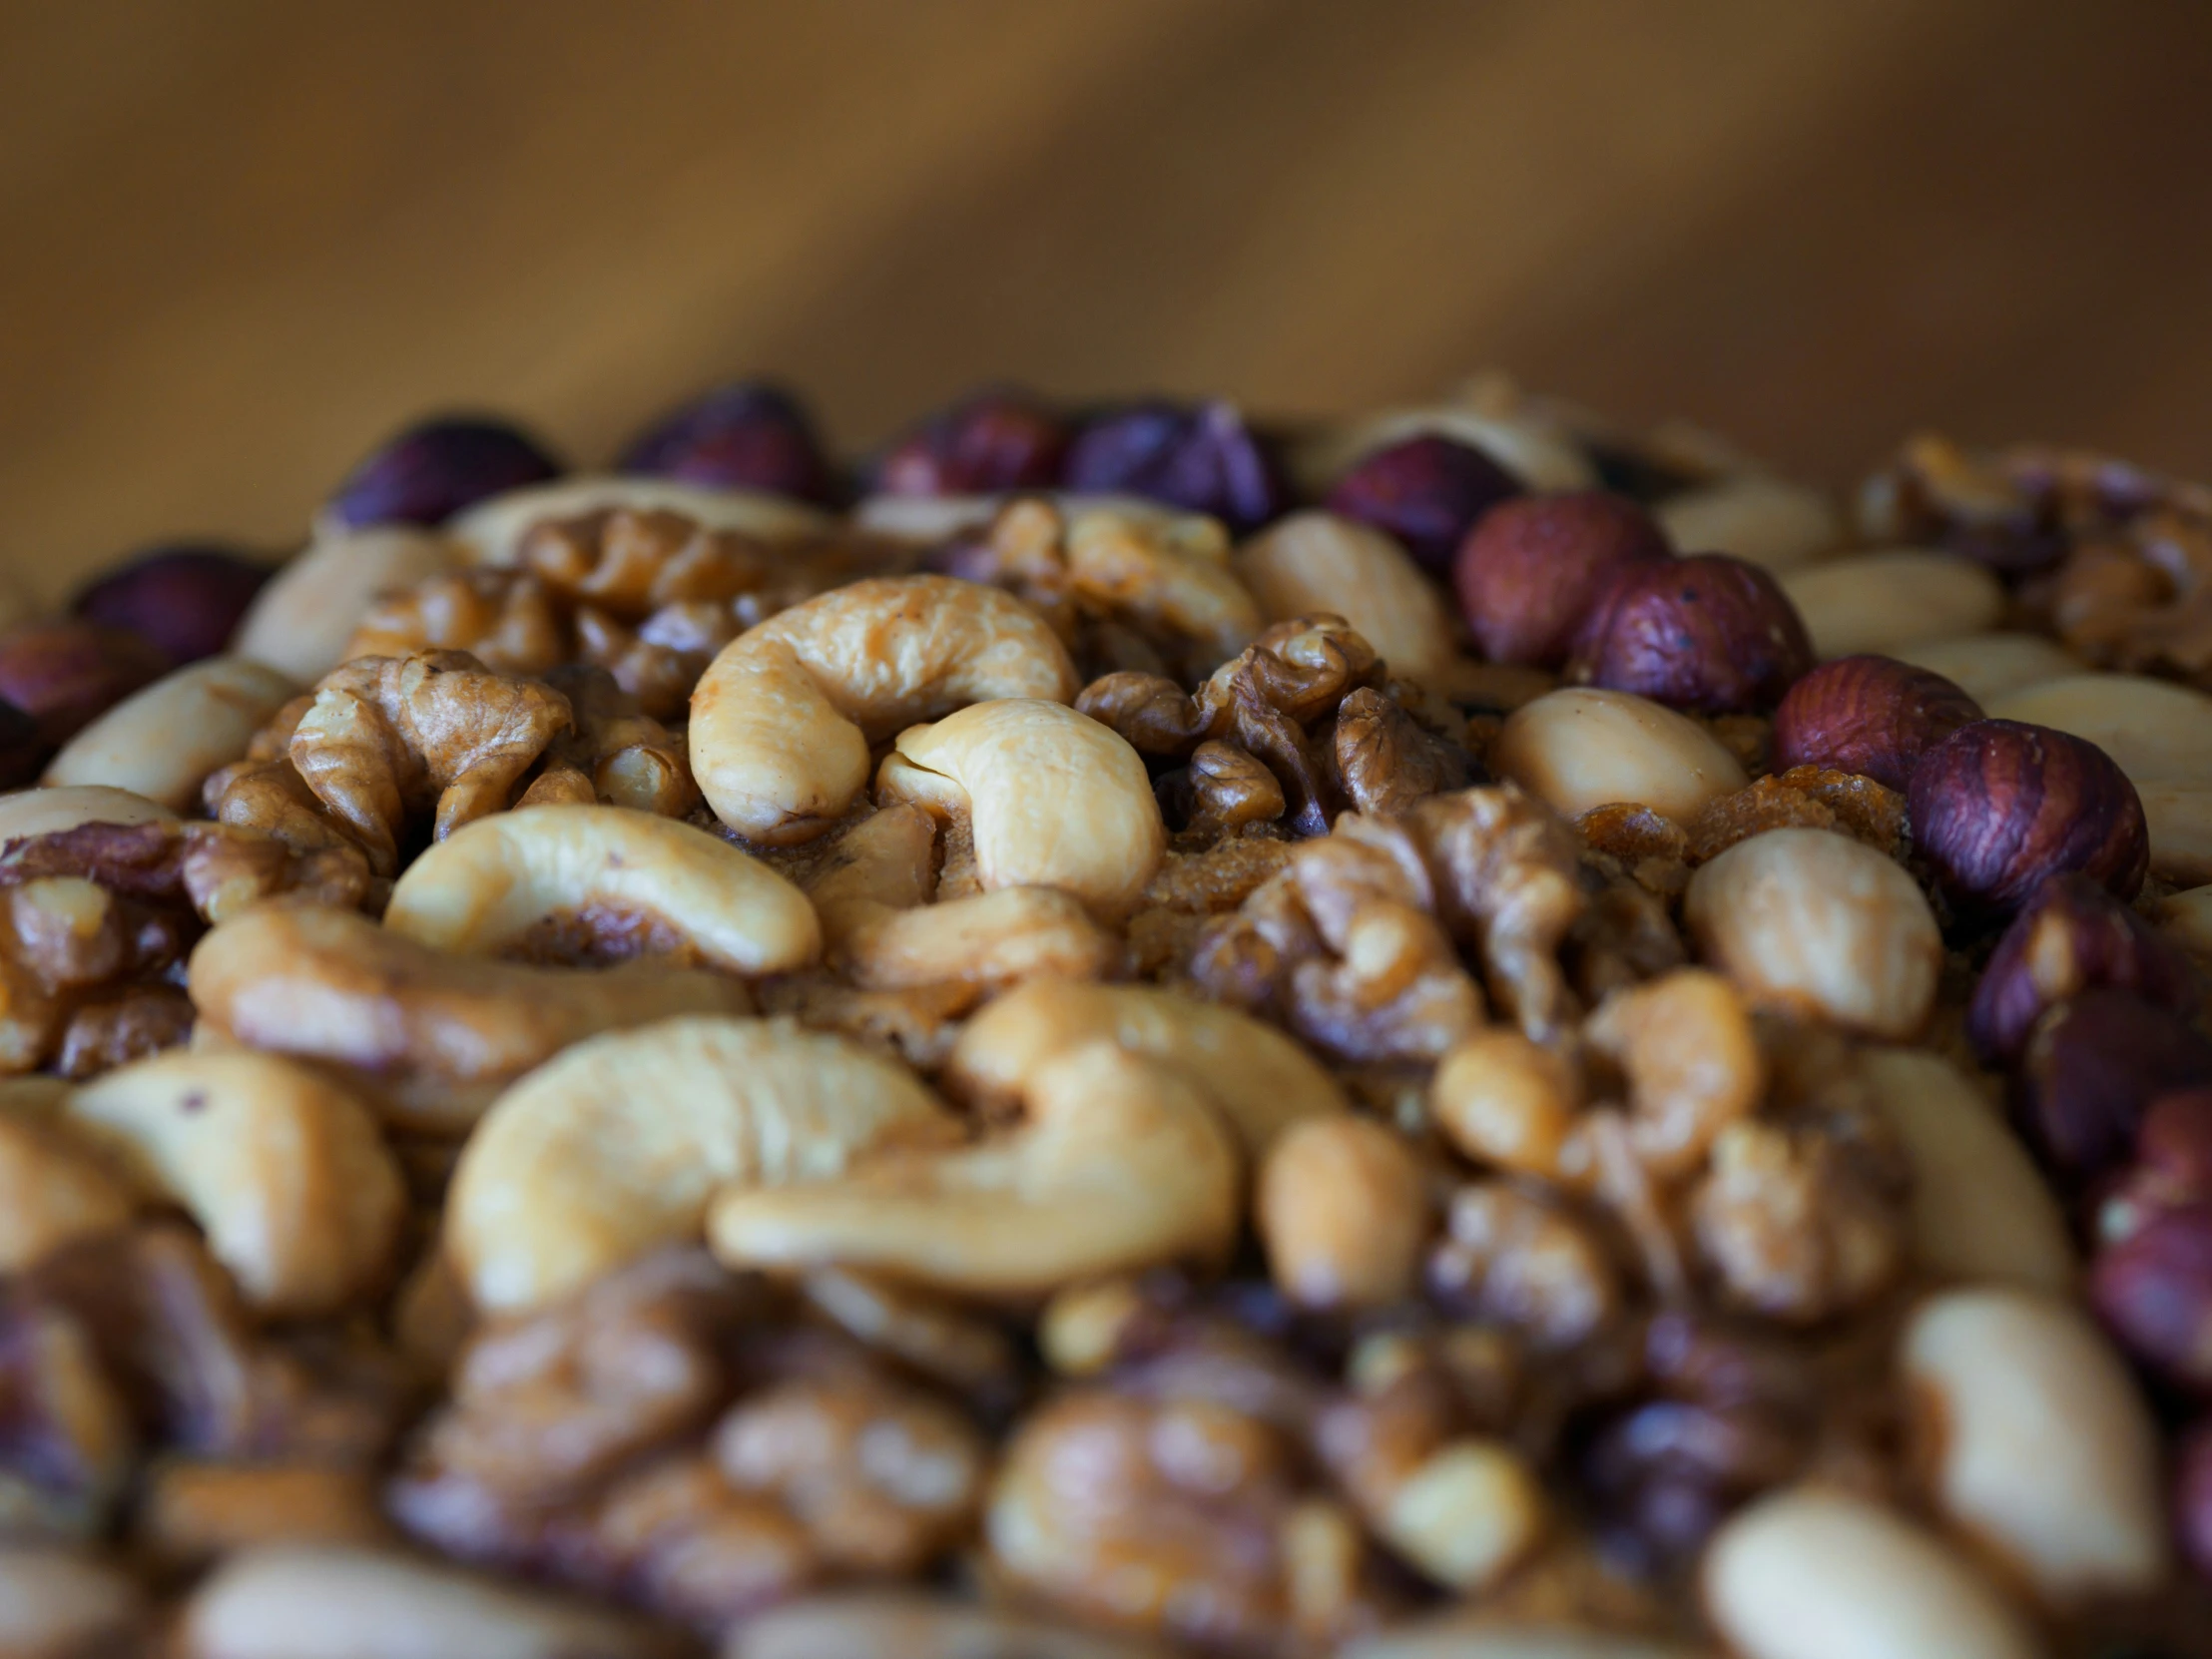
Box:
6, 0, 2212, 598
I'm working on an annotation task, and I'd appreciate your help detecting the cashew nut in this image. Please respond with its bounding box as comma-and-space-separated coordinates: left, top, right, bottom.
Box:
1061, 502, 1263, 665
44, 657, 299, 811
1655, 474, 1844, 572
0, 1114, 136, 1273
187, 905, 752, 1133
1779, 550, 2005, 659
709, 1038, 1241, 1296
691, 576, 1079, 843
1491, 689, 1748, 824
235, 525, 456, 683
1892, 633, 2083, 704
382, 804, 820, 972
448, 1015, 959, 1311
1235, 511, 1456, 683
446, 473, 831, 566
63, 1051, 404, 1317
945, 978, 1349, 1155
885, 700, 1164, 915
0, 784, 177, 845
733, 1591, 1171, 1659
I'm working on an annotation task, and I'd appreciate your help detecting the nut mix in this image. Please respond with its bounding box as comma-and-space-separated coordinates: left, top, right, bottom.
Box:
0, 378, 2207, 1659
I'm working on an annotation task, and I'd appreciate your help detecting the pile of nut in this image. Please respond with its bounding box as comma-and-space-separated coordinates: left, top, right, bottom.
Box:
0, 373, 2208, 1658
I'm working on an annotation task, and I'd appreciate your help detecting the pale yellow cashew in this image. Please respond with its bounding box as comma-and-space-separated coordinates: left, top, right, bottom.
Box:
0, 1114, 137, 1274
444, 474, 832, 566
447, 1015, 960, 1311
65, 1052, 404, 1317
44, 657, 299, 812
708, 1039, 1241, 1296
235, 526, 455, 684
690, 576, 1079, 844
0, 785, 177, 845
886, 700, 1164, 916
382, 804, 820, 973
945, 979, 1347, 1156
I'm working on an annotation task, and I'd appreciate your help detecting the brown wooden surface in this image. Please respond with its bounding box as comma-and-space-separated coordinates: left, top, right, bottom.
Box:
6, 1, 2212, 598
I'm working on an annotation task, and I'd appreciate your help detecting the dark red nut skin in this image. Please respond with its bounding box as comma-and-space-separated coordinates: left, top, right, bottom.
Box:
2013, 990, 2212, 1185
1909, 720, 2149, 916
1061, 399, 1283, 533
325, 414, 564, 529
1769, 655, 1981, 793
0, 700, 44, 790
1453, 491, 1674, 667
2098, 1090, 2212, 1250
2091, 1203, 2212, 1390
71, 545, 273, 666
1324, 434, 1520, 574
2180, 1420, 2212, 1579
1966, 873, 2198, 1066
1564, 552, 1813, 713
0, 621, 170, 747
874, 386, 1068, 498
619, 380, 834, 504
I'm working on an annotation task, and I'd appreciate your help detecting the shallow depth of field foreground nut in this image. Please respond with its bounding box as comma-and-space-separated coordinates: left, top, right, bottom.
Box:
381, 803, 820, 972
690, 575, 1078, 842
885, 699, 1165, 915
65, 1051, 404, 1317
43, 655, 297, 810
1490, 688, 1748, 824
709, 1039, 1241, 1295
1903, 1288, 2168, 1605
448, 1015, 959, 1310
1702, 1486, 2039, 1659
1685, 828, 1940, 1039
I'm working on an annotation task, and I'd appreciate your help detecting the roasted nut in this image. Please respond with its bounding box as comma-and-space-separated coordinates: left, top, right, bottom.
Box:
383, 805, 821, 973
1654, 473, 1842, 572
2091, 1204, 2212, 1389
0, 620, 169, 747
1966, 873, 2196, 1066
2100, 1090, 2212, 1246
72, 543, 273, 666
1342, 1618, 1706, 1659
1685, 829, 1940, 1038
1909, 720, 2148, 913
1374, 1436, 1547, 1593
2180, 1421, 2212, 1581
690, 576, 1078, 843
1701, 1487, 2038, 1659
1257, 1114, 1429, 1311
0, 1113, 138, 1273
2013, 989, 2212, 1183
1453, 491, 1673, 668
1567, 554, 1813, 714
1324, 433, 1520, 574
448, 1015, 958, 1310
618, 379, 833, 503
732, 1591, 1165, 1659
1491, 688, 1748, 823
1892, 632, 2083, 704
1779, 549, 2005, 659
1769, 655, 1981, 791
449, 474, 832, 568
321, 413, 564, 531
1861, 1050, 2074, 1295
1235, 511, 1458, 682
1427, 1183, 1621, 1352
44, 656, 298, 811
0, 1545, 144, 1658
875, 385, 1069, 496
0, 784, 177, 845
1904, 1288, 2169, 1605
1291, 387, 1598, 496
1583, 968, 1766, 1179
137, 1459, 391, 1563
1062, 399, 1283, 533
1430, 1029, 1582, 1182
233, 525, 457, 684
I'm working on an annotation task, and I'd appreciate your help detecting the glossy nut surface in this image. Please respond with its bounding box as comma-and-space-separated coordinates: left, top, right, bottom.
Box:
1769, 655, 1980, 791
1062, 399, 1282, 533
1324, 432, 1520, 573
1567, 554, 1812, 713
1491, 688, 1746, 823
875, 386, 1069, 498
71, 544, 272, 666
1780, 549, 2004, 659
617, 378, 832, 502
321, 413, 563, 530
1965, 873, 2195, 1065
0, 620, 170, 746
1453, 491, 1672, 668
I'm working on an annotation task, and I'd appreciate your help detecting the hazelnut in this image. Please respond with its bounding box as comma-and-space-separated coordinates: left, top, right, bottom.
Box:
0, 700, 45, 791
1567, 553, 1813, 714
1452, 491, 1673, 667
322, 413, 563, 530
2098, 1089, 2212, 1249
2179, 1421, 2212, 1579
1256, 1115, 1430, 1311
0, 620, 169, 746
2013, 990, 2212, 1184
1909, 720, 2149, 914
1491, 687, 1748, 823
1966, 874, 2198, 1066
2090, 1204, 2212, 1389
1061, 399, 1283, 533
873, 386, 1068, 497
1684, 827, 1941, 1039
1769, 655, 1980, 792
71, 544, 273, 666
618, 379, 833, 503
1323, 434, 1520, 574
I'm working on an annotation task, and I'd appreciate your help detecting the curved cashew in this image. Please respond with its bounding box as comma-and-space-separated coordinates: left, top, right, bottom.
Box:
1581, 968, 1764, 1180
44, 657, 299, 811
1061, 502, 1261, 666
709, 1038, 1240, 1296
886, 700, 1164, 915
65, 1052, 403, 1317
188, 905, 751, 1133
235, 525, 456, 684
383, 804, 819, 973
944, 979, 1347, 1155
447, 474, 831, 566
690, 576, 1078, 843
448, 1015, 959, 1311
0, 1114, 136, 1273
0, 785, 177, 846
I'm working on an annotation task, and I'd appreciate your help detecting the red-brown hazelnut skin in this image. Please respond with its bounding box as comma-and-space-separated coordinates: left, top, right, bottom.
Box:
1564, 552, 1813, 714
0, 620, 170, 747
1325, 434, 1520, 574
1965, 873, 2197, 1066
2098, 1090, 2212, 1249
1908, 719, 2149, 915
2014, 989, 2212, 1184
1770, 655, 1981, 792
1452, 491, 1673, 667
2091, 1204, 2212, 1390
